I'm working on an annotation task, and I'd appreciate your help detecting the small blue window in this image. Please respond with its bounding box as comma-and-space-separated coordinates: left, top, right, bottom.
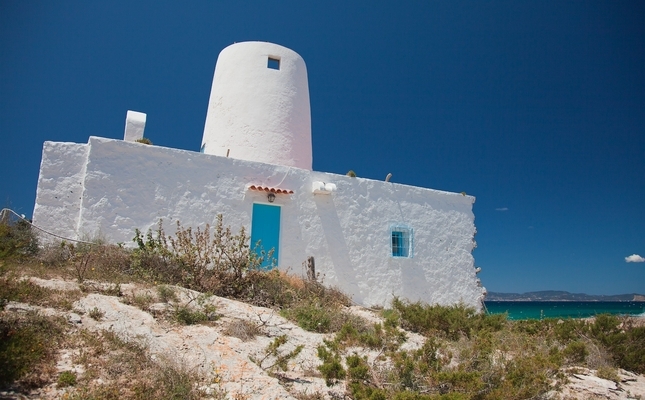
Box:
391, 225, 413, 258
268, 57, 280, 70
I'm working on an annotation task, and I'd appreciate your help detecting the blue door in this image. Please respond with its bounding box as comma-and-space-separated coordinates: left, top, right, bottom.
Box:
250, 203, 280, 269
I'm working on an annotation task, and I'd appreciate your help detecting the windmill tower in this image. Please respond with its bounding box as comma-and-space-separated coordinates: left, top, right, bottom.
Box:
201, 41, 313, 170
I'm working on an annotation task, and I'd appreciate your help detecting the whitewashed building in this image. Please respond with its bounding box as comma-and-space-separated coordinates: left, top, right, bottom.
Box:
33, 42, 486, 309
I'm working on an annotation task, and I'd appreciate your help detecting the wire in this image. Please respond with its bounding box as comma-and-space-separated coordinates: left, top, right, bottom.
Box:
0, 208, 95, 245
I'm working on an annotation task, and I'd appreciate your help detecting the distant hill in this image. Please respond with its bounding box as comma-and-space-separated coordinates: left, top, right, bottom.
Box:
486, 291, 645, 302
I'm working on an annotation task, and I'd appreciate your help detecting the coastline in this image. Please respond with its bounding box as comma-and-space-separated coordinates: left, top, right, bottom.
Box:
484, 300, 645, 320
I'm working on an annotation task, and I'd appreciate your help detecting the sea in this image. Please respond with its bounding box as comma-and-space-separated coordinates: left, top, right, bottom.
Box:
484, 301, 645, 320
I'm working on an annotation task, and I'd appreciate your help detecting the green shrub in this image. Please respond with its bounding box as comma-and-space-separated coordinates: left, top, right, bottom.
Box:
174, 306, 208, 325
281, 301, 332, 332
0, 312, 66, 388
392, 298, 505, 340
0, 220, 38, 259
552, 318, 588, 342
335, 319, 406, 351
156, 285, 178, 303
586, 314, 645, 373
563, 341, 588, 364
57, 370, 77, 387
346, 353, 370, 382
599, 326, 645, 374
251, 335, 304, 372
317, 342, 346, 386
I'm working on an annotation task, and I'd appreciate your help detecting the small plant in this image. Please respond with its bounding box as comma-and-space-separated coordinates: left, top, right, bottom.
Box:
130, 292, 155, 310
157, 285, 178, 303
281, 301, 332, 333
174, 305, 208, 325
346, 170, 357, 177
251, 335, 304, 372
88, 307, 105, 321
317, 341, 345, 386
136, 137, 152, 145
67, 242, 94, 283
57, 370, 77, 387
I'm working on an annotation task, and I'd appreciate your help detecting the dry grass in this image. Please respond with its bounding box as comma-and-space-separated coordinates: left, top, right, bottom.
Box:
223, 319, 261, 341
64, 329, 214, 400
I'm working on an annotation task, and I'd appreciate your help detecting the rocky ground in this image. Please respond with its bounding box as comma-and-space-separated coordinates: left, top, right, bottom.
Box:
2, 276, 644, 399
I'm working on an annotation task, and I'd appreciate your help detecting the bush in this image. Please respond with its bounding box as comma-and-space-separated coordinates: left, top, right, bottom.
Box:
131, 216, 266, 294
563, 341, 588, 364
0, 312, 66, 388
281, 301, 333, 333
392, 298, 505, 340
251, 335, 304, 372
57, 370, 77, 387
174, 306, 208, 325
587, 314, 645, 373
317, 342, 346, 386
0, 219, 38, 259
156, 285, 178, 303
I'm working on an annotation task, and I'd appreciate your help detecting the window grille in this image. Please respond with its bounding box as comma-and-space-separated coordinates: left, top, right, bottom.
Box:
391, 225, 413, 258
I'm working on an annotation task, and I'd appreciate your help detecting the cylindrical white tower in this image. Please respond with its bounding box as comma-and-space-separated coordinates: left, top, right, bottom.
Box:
201, 42, 312, 170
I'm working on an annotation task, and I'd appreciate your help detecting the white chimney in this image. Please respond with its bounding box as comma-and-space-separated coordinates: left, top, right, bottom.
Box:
124, 110, 146, 142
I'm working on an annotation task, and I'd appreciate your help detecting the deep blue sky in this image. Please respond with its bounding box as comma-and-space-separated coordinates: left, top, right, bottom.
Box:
1, 1, 643, 295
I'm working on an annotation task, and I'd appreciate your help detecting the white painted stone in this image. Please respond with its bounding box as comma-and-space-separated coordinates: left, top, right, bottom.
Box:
312, 181, 336, 194
32, 141, 89, 240
33, 136, 484, 309
123, 110, 146, 142
201, 42, 312, 170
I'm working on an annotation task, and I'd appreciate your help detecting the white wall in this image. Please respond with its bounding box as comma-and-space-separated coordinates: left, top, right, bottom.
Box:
33, 137, 485, 309
33, 141, 89, 240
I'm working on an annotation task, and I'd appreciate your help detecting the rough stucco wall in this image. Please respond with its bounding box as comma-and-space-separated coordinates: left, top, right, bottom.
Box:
32, 141, 89, 240
35, 137, 484, 309
201, 42, 312, 170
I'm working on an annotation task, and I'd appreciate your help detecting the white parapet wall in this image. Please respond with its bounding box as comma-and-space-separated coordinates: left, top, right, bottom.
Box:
33, 141, 89, 241
33, 137, 485, 309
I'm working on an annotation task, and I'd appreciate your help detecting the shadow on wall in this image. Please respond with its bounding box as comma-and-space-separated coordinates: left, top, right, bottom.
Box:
313, 194, 362, 304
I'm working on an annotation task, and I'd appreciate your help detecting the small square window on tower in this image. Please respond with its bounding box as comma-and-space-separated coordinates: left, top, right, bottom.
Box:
267, 57, 280, 70
391, 225, 413, 258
